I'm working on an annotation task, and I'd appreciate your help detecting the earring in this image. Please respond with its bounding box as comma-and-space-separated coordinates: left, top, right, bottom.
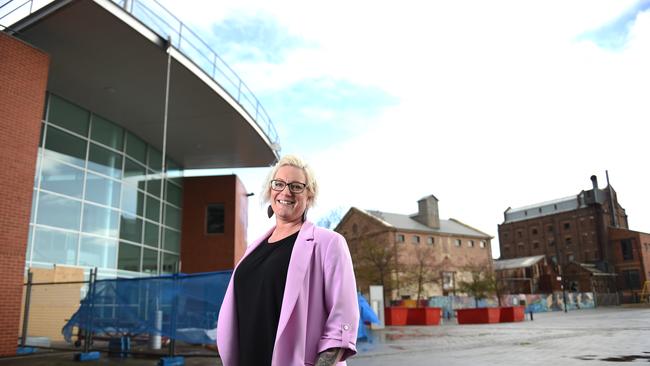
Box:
302, 210, 307, 222
267, 205, 274, 218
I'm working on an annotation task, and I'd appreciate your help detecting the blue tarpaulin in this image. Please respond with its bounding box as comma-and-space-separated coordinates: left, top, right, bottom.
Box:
357, 293, 379, 340
63, 271, 378, 344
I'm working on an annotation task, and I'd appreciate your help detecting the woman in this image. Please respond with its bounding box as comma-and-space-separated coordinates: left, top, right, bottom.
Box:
217, 155, 359, 366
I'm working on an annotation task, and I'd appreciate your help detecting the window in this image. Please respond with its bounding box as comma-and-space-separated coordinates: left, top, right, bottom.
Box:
352, 224, 358, 234
396, 234, 405, 243
533, 241, 539, 249
454, 239, 462, 247
564, 222, 571, 230
412, 235, 420, 244
621, 239, 634, 260
517, 230, 522, 238
565, 237, 572, 246
206, 204, 225, 234
442, 272, 455, 290
427, 237, 435, 245
531, 228, 538, 235
548, 239, 555, 246
547, 225, 554, 233
567, 253, 574, 262
622, 270, 640, 289
468, 240, 475, 248
479, 240, 486, 248
551, 256, 557, 264
504, 232, 509, 239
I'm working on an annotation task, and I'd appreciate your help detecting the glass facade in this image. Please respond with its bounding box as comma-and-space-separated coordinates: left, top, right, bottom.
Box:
27, 93, 183, 276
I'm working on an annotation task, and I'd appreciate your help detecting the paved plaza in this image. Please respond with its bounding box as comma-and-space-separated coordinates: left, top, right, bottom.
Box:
0, 306, 648, 365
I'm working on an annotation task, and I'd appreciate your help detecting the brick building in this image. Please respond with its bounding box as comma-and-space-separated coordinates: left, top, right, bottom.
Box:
336, 195, 493, 301
498, 175, 650, 302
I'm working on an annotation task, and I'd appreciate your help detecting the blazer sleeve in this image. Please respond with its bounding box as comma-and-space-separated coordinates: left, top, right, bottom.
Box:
317, 232, 360, 361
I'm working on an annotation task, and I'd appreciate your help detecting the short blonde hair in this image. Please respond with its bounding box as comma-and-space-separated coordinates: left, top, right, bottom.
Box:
261, 154, 318, 209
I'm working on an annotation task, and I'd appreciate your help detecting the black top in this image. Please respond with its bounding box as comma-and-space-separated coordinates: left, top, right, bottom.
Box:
234, 231, 299, 366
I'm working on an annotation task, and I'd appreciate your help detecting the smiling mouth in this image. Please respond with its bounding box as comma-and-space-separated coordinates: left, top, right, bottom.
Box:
277, 199, 295, 206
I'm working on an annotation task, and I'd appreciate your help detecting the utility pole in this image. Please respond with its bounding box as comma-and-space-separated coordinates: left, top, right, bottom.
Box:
554, 240, 568, 313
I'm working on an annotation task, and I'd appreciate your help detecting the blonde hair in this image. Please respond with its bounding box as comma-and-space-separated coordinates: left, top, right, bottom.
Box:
260, 154, 318, 209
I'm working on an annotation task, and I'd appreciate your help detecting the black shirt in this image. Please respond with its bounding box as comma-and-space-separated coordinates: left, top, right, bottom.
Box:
234, 231, 299, 366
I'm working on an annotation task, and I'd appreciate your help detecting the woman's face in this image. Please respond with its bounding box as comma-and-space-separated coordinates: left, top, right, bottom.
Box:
270, 165, 310, 224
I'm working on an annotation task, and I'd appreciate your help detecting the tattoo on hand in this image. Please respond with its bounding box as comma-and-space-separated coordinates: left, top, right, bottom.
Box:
315, 347, 343, 366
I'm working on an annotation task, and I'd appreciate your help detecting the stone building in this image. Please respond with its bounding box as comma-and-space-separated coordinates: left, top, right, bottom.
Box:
336, 195, 493, 301
498, 175, 650, 302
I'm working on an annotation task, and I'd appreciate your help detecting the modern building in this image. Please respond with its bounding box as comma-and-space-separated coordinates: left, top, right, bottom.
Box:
336, 195, 493, 301
1, 0, 280, 355
498, 175, 650, 303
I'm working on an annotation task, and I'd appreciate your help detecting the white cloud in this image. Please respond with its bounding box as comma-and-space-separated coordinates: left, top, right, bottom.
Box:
173, 1, 650, 258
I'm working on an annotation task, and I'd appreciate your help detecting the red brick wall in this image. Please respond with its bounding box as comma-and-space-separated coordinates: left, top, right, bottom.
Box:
0, 33, 50, 356
180, 175, 248, 273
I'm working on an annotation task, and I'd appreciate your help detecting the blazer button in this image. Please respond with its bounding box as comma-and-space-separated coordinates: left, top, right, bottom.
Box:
343, 324, 350, 331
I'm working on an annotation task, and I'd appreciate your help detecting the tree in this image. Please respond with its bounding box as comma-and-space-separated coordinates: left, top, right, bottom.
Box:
401, 244, 441, 306
457, 263, 498, 308
317, 207, 345, 229
352, 236, 397, 302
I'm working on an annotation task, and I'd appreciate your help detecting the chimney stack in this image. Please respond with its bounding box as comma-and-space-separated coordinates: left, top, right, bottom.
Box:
414, 195, 440, 229
590, 175, 599, 202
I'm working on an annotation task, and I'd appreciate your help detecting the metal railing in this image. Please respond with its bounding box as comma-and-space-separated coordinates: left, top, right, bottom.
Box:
1, 0, 280, 150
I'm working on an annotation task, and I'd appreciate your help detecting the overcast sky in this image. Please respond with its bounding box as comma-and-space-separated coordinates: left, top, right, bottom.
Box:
163, 0, 650, 258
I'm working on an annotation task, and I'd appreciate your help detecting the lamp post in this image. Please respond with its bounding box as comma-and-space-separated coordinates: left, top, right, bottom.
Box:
554, 241, 568, 313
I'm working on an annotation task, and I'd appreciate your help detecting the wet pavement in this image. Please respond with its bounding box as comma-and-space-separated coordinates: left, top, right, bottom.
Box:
350, 306, 650, 365
1, 306, 648, 365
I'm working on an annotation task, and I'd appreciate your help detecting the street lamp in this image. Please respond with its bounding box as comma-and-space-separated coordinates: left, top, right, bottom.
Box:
554, 241, 568, 313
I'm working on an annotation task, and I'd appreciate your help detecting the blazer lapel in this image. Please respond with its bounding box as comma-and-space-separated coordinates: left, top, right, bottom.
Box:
274, 221, 316, 342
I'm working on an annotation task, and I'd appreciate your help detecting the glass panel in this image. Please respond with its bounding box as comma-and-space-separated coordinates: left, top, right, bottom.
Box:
30, 189, 37, 223
79, 235, 117, 269
48, 94, 89, 136
148, 146, 162, 172
44, 126, 87, 167
163, 228, 180, 252
146, 173, 161, 198
124, 158, 146, 190
26, 225, 34, 262
166, 182, 182, 207
120, 214, 142, 243
40, 157, 84, 198
144, 221, 159, 247
82, 203, 119, 238
32, 226, 78, 265
34, 153, 41, 188
121, 184, 144, 217
125, 132, 146, 165
164, 204, 181, 230
91, 115, 123, 150
85, 172, 121, 208
142, 248, 158, 274
36, 191, 81, 230
39, 123, 45, 147
145, 196, 160, 222
88, 143, 122, 178
118, 242, 141, 272
162, 253, 179, 274
166, 159, 183, 186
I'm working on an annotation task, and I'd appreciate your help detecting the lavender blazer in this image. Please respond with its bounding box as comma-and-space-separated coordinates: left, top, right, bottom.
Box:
216, 221, 359, 366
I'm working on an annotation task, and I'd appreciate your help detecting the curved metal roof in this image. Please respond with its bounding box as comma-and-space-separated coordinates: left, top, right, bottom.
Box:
3, 0, 280, 169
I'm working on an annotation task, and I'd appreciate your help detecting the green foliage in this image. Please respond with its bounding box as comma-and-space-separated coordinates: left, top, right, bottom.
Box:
457, 264, 497, 307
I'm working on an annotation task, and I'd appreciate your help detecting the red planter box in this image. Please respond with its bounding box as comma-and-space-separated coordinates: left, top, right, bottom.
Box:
456, 308, 501, 324
499, 306, 525, 322
407, 307, 442, 325
384, 307, 408, 325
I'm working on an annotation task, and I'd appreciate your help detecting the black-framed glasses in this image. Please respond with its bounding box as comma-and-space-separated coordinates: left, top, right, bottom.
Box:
271, 179, 307, 193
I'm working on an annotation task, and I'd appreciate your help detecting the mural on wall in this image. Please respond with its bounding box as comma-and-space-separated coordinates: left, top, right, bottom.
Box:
425, 292, 595, 317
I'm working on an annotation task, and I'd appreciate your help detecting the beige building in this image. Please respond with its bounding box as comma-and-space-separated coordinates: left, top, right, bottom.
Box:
336, 195, 493, 301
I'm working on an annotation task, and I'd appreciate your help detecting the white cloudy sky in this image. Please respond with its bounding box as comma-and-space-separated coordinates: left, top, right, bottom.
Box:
162, 0, 650, 258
